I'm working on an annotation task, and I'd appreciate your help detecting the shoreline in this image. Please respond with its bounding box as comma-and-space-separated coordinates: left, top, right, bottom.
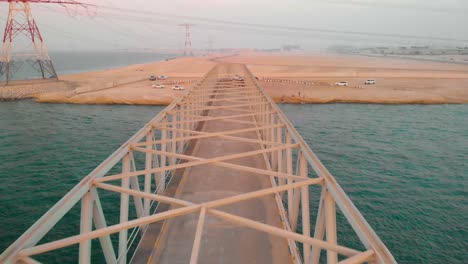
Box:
341, 52, 468, 66
33, 94, 467, 105
8, 97, 467, 106
1, 52, 467, 105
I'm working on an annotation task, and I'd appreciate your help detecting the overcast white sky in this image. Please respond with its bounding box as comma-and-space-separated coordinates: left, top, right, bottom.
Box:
2, 0, 467, 51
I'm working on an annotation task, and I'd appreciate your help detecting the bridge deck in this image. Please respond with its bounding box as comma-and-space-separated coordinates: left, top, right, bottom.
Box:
1, 63, 395, 264
139, 76, 290, 263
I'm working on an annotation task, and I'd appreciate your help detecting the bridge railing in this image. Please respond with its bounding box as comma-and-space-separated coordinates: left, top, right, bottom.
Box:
0, 63, 395, 264
244, 64, 396, 264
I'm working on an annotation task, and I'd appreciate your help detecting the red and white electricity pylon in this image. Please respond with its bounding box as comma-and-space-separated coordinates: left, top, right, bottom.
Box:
178, 23, 194, 56
0, 0, 88, 84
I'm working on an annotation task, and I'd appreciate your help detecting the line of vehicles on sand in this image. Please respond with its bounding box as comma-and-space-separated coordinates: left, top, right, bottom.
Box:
149, 75, 167, 81
335, 79, 376, 86
219, 75, 245, 82
149, 75, 185, 90
149, 74, 374, 90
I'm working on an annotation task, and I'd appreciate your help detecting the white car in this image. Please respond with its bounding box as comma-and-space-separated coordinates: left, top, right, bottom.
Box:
335, 81, 349, 86
365, 79, 376, 85
152, 84, 165, 89
232, 75, 244, 81
172, 85, 185, 90
158, 75, 168, 80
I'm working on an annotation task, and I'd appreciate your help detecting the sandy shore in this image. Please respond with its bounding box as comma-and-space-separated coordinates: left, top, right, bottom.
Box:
2, 52, 467, 104
217, 52, 468, 104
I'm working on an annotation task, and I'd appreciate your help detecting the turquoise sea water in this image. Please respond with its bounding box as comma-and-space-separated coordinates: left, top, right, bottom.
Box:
281, 104, 467, 263
49, 51, 175, 75
0, 101, 166, 262
7, 51, 175, 80
0, 101, 466, 263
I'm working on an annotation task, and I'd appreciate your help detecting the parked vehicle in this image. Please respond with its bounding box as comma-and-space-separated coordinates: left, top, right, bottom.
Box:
158, 75, 168, 80
152, 84, 165, 89
233, 75, 244, 81
365, 79, 376, 85
149, 75, 157, 81
335, 81, 349, 86
172, 85, 185, 90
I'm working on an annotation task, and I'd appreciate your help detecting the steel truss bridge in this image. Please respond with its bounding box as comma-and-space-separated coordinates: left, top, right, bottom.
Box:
1, 63, 396, 264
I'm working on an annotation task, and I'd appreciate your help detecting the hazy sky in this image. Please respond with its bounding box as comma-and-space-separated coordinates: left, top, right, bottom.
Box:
1, 0, 467, 51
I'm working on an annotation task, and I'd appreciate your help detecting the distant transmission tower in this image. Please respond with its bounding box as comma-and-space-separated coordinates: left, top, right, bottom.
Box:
178, 23, 194, 56
207, 37, 214, 54
0, 0, 86, 84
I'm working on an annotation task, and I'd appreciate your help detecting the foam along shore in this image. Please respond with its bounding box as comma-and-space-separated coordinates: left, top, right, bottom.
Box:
2, 52, 468, 104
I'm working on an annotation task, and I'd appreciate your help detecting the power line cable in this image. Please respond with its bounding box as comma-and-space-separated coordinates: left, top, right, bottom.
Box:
94, 5, 468, 43
312, 0, 467, 14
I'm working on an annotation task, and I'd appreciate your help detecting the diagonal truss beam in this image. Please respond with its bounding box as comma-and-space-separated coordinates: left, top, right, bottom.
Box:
93, 144, 299, 184
169, 101, 269, 114
19, 178, 347, 259
15, 178, 308, 253
141, 123, 284, 147
132, 147, 310, 182
18, 205, 201, 258
184, 90, 259, 98
208, 209, 360, 257
178, 95, 265, 105
153, 111, 276, 127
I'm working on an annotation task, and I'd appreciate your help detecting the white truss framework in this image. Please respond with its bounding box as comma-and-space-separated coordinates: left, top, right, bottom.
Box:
0, 63, 396, 264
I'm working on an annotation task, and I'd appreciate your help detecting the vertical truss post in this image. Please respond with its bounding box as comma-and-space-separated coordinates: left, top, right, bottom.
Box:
159, 117, 167, 193
129, 152, 144, 219
271, 116, 278, 170
79, 190, 93, 264
144, 131, 153, 217
188, 100, 193, 131
301, 153, 311, 263
91, 189, 117, 264
189, 207, 207, 264
174, 109, 179, 156
310, 186, 326, 264
118, 154, 131, 264
179, 104, 185, 153
178, 107, 182, 151
258, 94, 262, 127
291, 154, 303, 231
171, 114, 177, 165
277, 126, 284, 186
325, 189, 338, 264
286, 131, 294, 222
269, 112, 273, 160
265, 105, 270, 146
195, 89, 199, 116
264, 100, 267, 136
151, 137, 160, 194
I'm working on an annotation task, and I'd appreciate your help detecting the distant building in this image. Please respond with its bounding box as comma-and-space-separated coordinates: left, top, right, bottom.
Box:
281, 44, 302, 52
256, 48, 281, 52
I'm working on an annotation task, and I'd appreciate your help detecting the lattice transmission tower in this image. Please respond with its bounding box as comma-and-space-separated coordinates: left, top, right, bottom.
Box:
207, 36, 214, 54
178, 23, 194, 56
0, 0, 87, 84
